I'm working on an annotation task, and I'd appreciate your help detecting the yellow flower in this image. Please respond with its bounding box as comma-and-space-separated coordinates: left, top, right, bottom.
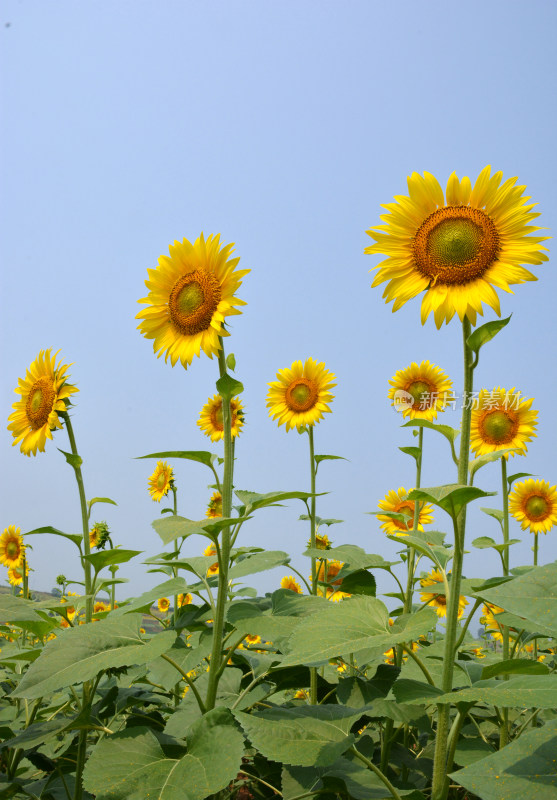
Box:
280, 575, 302, 593
509, 479, 557, 535
7, 349, 78, 456
389, 361, 453, 420
365, 166, 548, 328
313, 532, 332, 550
89, 521, 110, 550
93, 601, 109, 615
267, 358, 336, 432
470, 387, 538, 458
420, 569, 468, 619
157, 597, 170, 613
206, 491, 223, 519
136, 233, 249, 368
469, 646, 486, 659
294, 689, 309, 700
315, 560, 351, 602
377, 487, 433, 535
177, 593, 192, 607
245, 634, 262, 646
0, 526, 25, 568
204, 543, 219, 576
148, 461, 174, 502
480, 602, 506, 641
8, 561, 29, 586
198, 395, 245, 442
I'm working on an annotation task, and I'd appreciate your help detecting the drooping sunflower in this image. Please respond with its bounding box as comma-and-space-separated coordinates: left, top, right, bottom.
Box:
8, 349, 78, 456
206, 491, 223, 519
136, 233, 249, 368
89, 521, 110, 550
267, 358, 336, 432
365, 166, 548, 328
198, 394, 245, 442
0, 526, 25, 568
377, 487, 434, 535
420, 569, 468, 619
280, 575, 302, 594
157, 597, 170, 613
470, 387, 538, 458
148, 461, 174, 502
389, 361, 453, 420
509, 479, 557, 535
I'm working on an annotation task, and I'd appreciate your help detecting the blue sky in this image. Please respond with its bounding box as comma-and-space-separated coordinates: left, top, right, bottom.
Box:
1, 0, 556, 603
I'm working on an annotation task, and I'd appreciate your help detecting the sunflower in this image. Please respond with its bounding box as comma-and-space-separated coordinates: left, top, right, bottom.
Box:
157, 597, 170, 613
420, 569, 468, 619
280, 575, 302, 593
177, 593, 192, 607
315, 560, 350, 602
93, 601, 109, 615
365, 166, 548, 328
389, 361, 453, 420
8, 561, 29, 586
204, 543, 219, 576
136, 233, 249, 368
377, 487, 434, 535
206, 491, 223, 519
509, 478, 557, 534
480, 602, 506, 642
148, 461, 174, 502
245, 634, 262, 646
267, 358, 336, 432
198, 395, 245, 442
470, 387, 538, 458
7, 349, 78, 456
313, 532, 332, 550
89, 521, 110, 550
0, 526, 25, 568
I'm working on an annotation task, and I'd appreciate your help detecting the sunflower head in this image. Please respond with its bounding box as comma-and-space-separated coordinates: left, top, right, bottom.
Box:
470, 387, 538, 458
267, 358, 336, 432
8, 560, 29, 586
198, 395, 245, 442
7, 349, 78, 456
148, 461, 174, 502
157, 597, 170, 614
389, 361, 453, 420
0, 526, 25, 568
509, 478, 557, 535
312, 532, 332, 550
206, 491, 223, 518
136, 234, 249, 368
177, 593, 192, 607
203, 543, 219, 576
365, 166, 549, 328
280, 575, 302, 594
377, 487, 433, 535
419, 569, 468, 619
89, 521, 110, 550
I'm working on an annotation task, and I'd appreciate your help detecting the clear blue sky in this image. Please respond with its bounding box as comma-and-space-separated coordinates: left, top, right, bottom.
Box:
1, 0, 556, 601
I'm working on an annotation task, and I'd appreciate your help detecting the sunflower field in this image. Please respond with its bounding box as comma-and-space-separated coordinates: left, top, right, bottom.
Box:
1, 166, 556, 800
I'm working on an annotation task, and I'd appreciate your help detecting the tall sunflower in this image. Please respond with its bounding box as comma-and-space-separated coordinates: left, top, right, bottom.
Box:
470, 387, 537, 458
509, 479, 557, 535
136, 233, 249, 368
420, 569, 468, 619
377, 487, 433, 535
365, 166, 548, 327
8, 349, 78, 456
267, 358, 336, 432
389, 361, 453, 420
198, 394, 244, 442
0, 526, 25, 568
148, 461, 174, 502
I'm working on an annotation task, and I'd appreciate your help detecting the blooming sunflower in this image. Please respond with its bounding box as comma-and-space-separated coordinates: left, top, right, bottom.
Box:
177, 593, 192, 607
420, 569, 468, 619
267, 358, 336, 432
198, 395, 245, 442
480, 602, 506, 642
509, 479, 557, 535
8, 561, 29, 586
470, 387, 538, 458
315, 560, 350, 602
389, 361, 453, 420
148, 461, 174, 502
206, 491, 223, 519
204, 543, 219, 576
0, 526, 25, 568
7, 349, 78, 456
93, 601, 109, 615
377, 487, 434, 535
136, 233, 249, 368
365, 166, 548, 328
157, 597, 170, 613
280, 575, 302, 593
313, 532, 332, 550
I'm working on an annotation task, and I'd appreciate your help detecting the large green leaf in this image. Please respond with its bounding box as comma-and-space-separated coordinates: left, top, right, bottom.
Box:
83, 709, 244, 800
229, 550, 290, 579
408, 484, 495, 520
147, 635, 213, 687
481, 659, 549, 680
12, 615, 176, 698
304, 545, 395, 570
216, 372, 244, 400
228, 601, 302, 643
234, 705, 361, 767
279, 598, 436, 666
24, 524, 82, 548
84, 548, 142, 572
151, 515, 241, 546
0, 594, 48, 623
235, 489, 325, 513
164, 670, 244, 737
451, 718, 557, 799
136, 450, 217, 469
402, 419, 459, 444
433, 675, 557, 708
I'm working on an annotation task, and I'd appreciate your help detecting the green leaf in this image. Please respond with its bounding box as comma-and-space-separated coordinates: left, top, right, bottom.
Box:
57, 447, 83, 468
408, 484, 495, 521
299, 514, 344, 527
135, 450, 217, 469
386, 533, 452, 570
88, 496, 118, 510
399, 446, 421, 462
466, 314, 511, 355
451, 717, 557, 799
507, 471, 534, 488
12, 616, 176, 699
234, 705, 360, 767
84, 549, 142, 573
402, 419, 459, 444
481, 658, 549, 680
480, 507, 504, 524
83, 709, 244, 800
469, 450, 509, 480
280, 598, 436, 666
226, 352, 236, 371
392, 679, 444, 704
151, 515, 242, 545
304, 545, 395, 570
478, 562, 557, 636
314, 454, 347, 468
472, 536, 521, 553
216, 372, 244, 401
0, 717, 75, 751
337, 570, 376, 596
453, 737, 495, 767
0, 594, 51, 623
235, 489, 325, 513
111, 578, 191, 615
434, 674, 557, 708
229, 550, 290, 579
24, 524, 82, 548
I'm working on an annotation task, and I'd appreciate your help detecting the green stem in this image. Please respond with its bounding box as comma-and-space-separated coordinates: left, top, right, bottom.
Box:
308, 425, 318, 704
350, 747, 403, 800
533, 533, 539, 566
500, 456, 511, 747
160, 653, 206, 713
454, 598, 482, 653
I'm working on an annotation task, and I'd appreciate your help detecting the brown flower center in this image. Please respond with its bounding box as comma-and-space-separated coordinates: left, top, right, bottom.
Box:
413, 206, 500, 286
479, 409, 518, 445
210, 401, 224, 431
156, 471, 168, 490
285, 378, 318, 412
25, 377, 56, 429
524, 494, 550, 520
406, 379, 434, 409
168, 269, 221, 336
6, 540, 20, 559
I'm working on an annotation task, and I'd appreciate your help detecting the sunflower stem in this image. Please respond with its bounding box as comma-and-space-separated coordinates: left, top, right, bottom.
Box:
431, 316, 474, 800
308, 425, 318, 704
533, 532, 539, 566
500, 456, 511, 747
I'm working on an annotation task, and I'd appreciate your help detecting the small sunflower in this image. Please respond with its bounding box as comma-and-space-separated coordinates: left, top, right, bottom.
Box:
198, 394, 245, 442
89, 521, 110, 550
0, 526, 25, 568
8, 561, 29, 586
148, 461, 174, 502
509, 479, 557, 534
280, 575, 302, 593
377, 487, 433, 535
93, 601, 109, 615
470, 387, 538, 458
267, 358, 336, 432
204, 543, 219, 576
245, 634, 262, 646
177, 593, 192, 607
389, 361, 453, 420
312, 532, 332, 550
365, 166, 548, 328
136, 233, 249, 368
157, 597, 170, 614
420, 569, 468, 619
315, 560, 350, 602
480, 602, 506, 642
8, 349, 78, 456
206, 491, 223, 519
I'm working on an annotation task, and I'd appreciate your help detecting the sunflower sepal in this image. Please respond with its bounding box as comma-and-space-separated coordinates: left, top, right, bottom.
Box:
57, 448, 83, 469
507, 472, 534, 489
469, 450, 511, 481
216, 373, 244, 402
466, 315, 512, 361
